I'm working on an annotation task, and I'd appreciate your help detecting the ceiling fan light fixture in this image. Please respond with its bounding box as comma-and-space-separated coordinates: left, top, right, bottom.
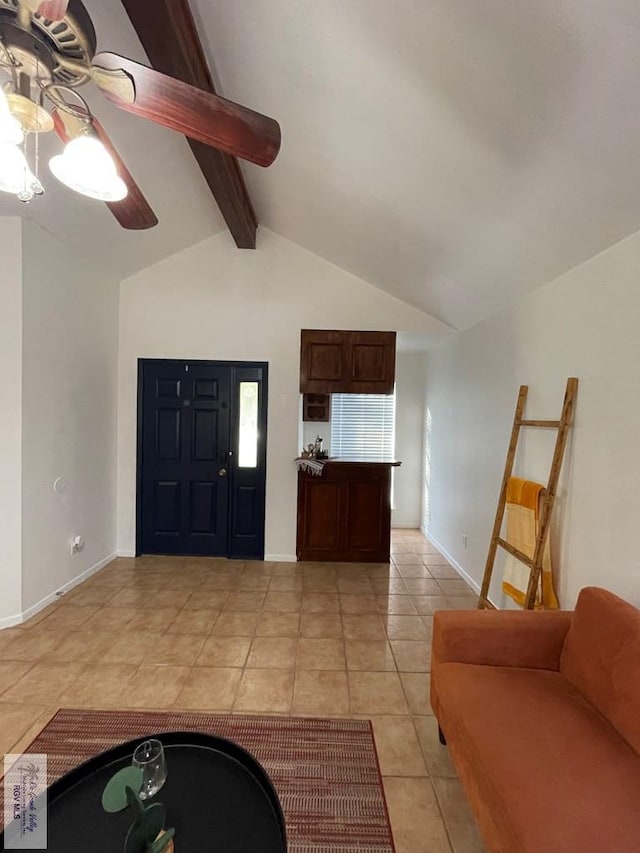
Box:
0, 142, 39, 195
0, 143, 31, 194
0, 88, 24, 146
49, 134, 127, 201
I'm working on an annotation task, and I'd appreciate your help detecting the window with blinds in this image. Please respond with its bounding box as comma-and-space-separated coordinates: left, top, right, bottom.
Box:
330, 392, 396, 460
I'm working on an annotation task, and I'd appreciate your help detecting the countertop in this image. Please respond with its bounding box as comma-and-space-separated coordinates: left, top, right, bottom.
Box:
325, 457, 401, 466
296, 457, 401, 467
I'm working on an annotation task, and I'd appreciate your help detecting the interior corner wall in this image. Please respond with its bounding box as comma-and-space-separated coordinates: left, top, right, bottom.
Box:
20, 219, 119, 613
424, 228, 640, 608
117, 228, 448, 560
392, 351, 427, 528
0, 218, 23, 625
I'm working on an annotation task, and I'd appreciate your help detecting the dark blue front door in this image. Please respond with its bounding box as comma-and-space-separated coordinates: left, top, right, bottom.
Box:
138, 360, 267, 558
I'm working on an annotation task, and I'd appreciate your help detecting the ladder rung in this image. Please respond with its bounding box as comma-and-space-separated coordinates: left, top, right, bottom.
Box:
519, 420, 561, 428
496, 537, 533, 568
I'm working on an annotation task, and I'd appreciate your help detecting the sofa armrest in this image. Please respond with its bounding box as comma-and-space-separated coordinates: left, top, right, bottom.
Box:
432, 609, 573, 671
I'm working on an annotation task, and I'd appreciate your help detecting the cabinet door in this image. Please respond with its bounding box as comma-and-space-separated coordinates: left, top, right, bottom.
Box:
343, 472, 391, 561
347, 331, 396, 393
296, 472, 343, 559
300, 330, 347, 394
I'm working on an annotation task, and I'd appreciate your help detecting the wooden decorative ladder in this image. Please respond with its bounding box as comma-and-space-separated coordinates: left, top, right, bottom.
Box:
478, 377, 579, 610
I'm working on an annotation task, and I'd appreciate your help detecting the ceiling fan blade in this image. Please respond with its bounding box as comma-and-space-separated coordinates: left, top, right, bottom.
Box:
37, 0, 69, 20
51, 109, 158, 230
91, 51, 281, 168
92, 118, 159, 230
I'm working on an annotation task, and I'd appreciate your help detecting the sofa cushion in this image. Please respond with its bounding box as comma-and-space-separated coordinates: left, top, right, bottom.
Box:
434, 661, 640, 853
560, 586, 640, 754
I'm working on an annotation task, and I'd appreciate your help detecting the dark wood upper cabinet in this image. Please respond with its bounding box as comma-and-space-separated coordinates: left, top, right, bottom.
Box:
300, 330, 396, 394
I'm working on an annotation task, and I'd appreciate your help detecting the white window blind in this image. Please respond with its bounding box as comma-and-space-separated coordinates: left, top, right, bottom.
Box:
330, 392, 396, 461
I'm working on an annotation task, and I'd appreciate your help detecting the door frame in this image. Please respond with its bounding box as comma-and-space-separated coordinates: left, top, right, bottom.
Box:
135, 358, 269, 558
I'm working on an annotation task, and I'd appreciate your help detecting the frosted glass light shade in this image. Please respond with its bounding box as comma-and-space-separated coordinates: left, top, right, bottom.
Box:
0, 89, 23, 145
49, 135, 127, 201
0, 143, 37, 195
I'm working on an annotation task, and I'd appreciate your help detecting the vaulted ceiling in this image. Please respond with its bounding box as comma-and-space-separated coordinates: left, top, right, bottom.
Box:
3, 0, 640, 330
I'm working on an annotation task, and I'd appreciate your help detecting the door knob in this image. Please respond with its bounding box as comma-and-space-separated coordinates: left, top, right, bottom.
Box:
218, 467, 228, 478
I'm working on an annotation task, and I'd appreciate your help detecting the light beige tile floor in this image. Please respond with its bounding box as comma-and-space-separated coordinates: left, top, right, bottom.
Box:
0, 529, 485, 852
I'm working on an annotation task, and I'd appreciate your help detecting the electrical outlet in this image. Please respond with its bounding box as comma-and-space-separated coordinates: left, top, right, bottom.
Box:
462, 533, 468, 548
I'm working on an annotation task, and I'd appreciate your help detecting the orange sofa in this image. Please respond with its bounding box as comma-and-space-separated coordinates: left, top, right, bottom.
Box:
430, 587, 640, 853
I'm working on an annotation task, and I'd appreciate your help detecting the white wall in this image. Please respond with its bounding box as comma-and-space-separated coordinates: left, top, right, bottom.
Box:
0, 218, 23, 624
117, 228, 452, 559
20, 220, 119, 612
424, 228, 640, 608
393, 352, 427, 527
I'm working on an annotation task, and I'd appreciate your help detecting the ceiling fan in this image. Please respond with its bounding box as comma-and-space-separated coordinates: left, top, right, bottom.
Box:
0, 0, 281, 229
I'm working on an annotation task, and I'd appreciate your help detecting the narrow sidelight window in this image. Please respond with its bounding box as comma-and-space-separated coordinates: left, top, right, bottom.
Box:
238, 381, 259, 468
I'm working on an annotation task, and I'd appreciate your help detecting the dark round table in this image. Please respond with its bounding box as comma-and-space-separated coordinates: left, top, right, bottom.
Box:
4, 732, 287, 852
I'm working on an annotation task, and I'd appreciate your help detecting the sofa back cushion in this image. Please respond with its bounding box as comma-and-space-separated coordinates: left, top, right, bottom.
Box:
561, 587, 640, 754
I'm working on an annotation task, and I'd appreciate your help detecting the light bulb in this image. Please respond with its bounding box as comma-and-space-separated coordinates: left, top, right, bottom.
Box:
0, 88, 24, 145
49, 134, 127, 201
0, 143, 38, 195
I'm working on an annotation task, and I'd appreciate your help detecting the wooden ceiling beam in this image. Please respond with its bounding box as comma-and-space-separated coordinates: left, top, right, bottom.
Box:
119, 0, 258, 248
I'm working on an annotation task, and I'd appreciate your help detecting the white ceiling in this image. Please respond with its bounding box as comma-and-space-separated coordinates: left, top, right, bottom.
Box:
3, 1, 640, 330
194, 0, 640, 329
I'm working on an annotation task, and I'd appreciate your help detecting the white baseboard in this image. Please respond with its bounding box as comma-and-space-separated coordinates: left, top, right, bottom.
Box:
0, 553, 117, 631
391, 524, 421, 530
422, 528, 485, 598
0, 612, 23, 630
265, 553, 297, 562
117, 550, 297, 563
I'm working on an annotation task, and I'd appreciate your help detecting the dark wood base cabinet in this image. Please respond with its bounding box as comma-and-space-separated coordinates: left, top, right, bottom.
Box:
296, 462, 396, 562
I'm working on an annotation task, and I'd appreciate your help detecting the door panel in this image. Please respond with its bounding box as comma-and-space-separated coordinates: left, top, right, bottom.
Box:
156, 377, 181, 399
193, 378, 217, 399
345, 479, 385, 551
192, 409, 217, 461
153, 481, 180, 534
156, 409, 180, 460
189, 481, 218, 534
350, 343, 386, 381
235, 486, 257, 536
139, 360, 267, 559
302, 481, 341, 550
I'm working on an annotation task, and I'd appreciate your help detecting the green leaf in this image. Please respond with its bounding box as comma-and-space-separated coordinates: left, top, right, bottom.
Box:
138, 803, 165, 844
102, 767, 144, 813
150, 827, 175, 853
125, 820, 148, 853
125, 785, 142, 815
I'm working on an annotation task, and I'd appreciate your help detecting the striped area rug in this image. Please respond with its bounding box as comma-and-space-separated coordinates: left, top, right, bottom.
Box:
11, 708, 395, 852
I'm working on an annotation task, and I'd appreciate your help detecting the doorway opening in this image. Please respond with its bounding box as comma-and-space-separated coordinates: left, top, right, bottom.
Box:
136, 359, 268, 559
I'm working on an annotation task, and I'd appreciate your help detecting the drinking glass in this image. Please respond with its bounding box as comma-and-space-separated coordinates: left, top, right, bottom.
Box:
132, 739, 167, 800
